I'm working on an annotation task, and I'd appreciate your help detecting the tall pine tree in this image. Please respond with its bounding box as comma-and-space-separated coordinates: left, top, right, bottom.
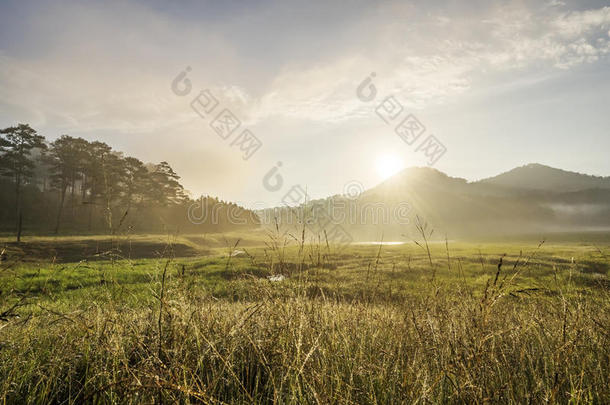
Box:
0, 124, 46, 241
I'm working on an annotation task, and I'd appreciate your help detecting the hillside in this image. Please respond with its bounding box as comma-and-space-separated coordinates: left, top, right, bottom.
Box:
264, 164, 610, 240
477, 163, 610, 192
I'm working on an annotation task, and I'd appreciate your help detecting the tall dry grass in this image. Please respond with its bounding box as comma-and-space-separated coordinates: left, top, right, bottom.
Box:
0, 233, 609, 403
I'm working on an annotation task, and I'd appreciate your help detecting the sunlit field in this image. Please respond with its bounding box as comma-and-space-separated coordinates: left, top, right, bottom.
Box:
1, 232, 608, 403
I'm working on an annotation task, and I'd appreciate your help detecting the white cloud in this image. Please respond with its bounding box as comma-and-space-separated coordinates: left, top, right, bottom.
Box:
2, 2, 609, 133
243, 4, 610, 124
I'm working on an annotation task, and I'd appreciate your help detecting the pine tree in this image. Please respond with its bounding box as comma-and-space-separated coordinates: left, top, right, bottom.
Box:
45, 136, 90, 234
0, 124, 47, 241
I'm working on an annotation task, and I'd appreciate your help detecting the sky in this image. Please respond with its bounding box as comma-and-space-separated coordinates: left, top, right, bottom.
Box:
1, 0, 609, 208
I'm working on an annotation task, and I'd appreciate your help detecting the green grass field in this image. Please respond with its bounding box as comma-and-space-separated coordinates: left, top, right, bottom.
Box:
1, 231, 609, 403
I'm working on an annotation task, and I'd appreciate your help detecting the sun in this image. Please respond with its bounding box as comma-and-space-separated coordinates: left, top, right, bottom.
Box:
375, 154, 404, 180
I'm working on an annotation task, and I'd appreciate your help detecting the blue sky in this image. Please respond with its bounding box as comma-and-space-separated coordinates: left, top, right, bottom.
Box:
1, 0, 609, 207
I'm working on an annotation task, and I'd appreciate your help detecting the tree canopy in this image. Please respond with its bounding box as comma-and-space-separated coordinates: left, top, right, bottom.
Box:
0, 124, 259, 237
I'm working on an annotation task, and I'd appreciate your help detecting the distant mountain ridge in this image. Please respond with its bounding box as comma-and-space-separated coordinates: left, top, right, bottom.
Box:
476, 163, 610, 192
264, 163, 610, 240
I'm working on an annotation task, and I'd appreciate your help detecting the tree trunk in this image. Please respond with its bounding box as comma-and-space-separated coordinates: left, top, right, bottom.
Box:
54, 184, 68, 234
88, 179, 95, 231
17, 212, 23, 243
15, 173, 22, 243
70, 174, 76, 221
103, 171, 113, 234
88, 204, 94, 231
81, 174, 87, 200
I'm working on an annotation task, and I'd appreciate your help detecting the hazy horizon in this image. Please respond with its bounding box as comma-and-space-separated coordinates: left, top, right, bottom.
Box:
2, 0, 610, 207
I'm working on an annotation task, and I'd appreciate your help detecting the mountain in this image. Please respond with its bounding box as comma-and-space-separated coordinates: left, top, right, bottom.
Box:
358, 166, 557, 238
476, 163, 610, 192
263, 164, 610, 240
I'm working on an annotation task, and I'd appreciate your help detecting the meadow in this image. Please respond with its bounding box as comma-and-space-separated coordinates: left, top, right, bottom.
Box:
0, 230, 609, 404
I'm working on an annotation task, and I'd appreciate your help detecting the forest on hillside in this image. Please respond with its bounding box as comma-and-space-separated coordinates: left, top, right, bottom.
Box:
0, 124, 260, 240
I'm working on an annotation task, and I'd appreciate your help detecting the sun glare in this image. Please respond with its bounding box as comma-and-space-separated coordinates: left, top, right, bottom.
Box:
375, 154, 404, 180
